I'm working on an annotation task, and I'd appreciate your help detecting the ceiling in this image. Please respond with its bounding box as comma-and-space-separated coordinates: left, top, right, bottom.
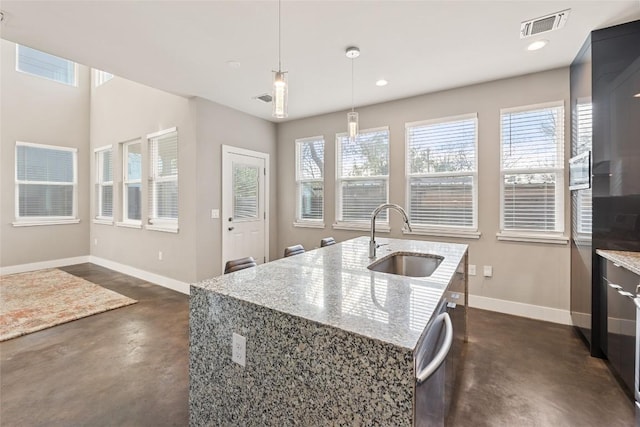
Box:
1, 1, 639, 122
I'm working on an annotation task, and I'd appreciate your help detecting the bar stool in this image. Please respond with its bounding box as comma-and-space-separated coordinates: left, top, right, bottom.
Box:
320, 237, 336, 247
224, 256, 257, 274
284, 244, 305, 257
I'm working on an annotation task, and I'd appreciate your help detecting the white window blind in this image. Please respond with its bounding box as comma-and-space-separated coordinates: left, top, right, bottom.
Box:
95, 147, 113, 219
94, 69, 114, 87
406, 114, 477, 230
16, 45, 77, 86
575, 101, 592, 235
233, 163, 259, 220
122, 140, 142, 223
148, 128, 178, 229
15, 142, 77, 221
336, 128, 389, 224
296, 136, 324, 223
500, 102, 565, 233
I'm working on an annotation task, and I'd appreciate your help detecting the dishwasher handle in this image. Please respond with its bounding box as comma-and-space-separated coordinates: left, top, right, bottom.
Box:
416, 312, 453, 385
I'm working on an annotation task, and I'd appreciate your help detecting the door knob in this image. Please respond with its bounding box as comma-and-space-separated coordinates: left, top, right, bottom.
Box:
228, 226, 235, 231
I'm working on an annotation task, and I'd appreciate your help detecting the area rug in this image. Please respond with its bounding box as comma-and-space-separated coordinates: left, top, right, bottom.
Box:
0, 268, 137, 341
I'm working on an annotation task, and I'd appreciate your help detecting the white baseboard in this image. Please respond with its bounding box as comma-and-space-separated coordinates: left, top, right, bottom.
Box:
0, 256, 91, 275
469, 295, 572, 325
89, 256, 190, 295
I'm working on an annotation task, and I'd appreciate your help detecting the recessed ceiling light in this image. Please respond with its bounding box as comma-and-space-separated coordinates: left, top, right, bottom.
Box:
527, 40, 548, 51
376, 79, 388, 87
226, 60, 241, 69
634, 92, 640, 98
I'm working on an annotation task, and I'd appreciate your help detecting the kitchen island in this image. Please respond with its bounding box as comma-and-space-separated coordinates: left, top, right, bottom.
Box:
190, 237, 468, 426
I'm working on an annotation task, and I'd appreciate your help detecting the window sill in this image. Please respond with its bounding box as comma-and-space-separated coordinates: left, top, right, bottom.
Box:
496, 232, 569, 245
13, 218, 80, 227
116, 221, 142, 229
332, 222, 390, 233
146, 224, 179, 233
293, 221, 325, 229
403, 228, 481, 240
93, 219, 113, 226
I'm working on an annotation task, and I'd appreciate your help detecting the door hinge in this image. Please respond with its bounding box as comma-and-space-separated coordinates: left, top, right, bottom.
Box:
264, 212, 266, 219
264, 256, 266, 263
264, 168, 266, 175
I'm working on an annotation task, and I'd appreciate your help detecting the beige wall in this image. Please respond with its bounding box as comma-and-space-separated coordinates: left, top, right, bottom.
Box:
194, 98, 277, 280
89, 75, 198, 283
277, 68, 571, 312
0, 40, 90, 267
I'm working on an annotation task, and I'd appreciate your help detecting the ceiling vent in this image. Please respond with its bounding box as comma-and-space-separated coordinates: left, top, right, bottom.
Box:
254, 93, 273, 103
520, 9, 570, 39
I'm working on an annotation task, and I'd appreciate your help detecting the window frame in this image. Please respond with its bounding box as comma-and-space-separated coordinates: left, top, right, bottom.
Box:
94, 145, 114, 223
498, 100, 568, 244
94, 69, 114, 87
147, 127, 179, 233
294, 135, 325, 228
404, 113, 480, 239
120, 139, 143, 228
334, 126, 390, 232
13, 141, 79, 226
15, 44, 78, 87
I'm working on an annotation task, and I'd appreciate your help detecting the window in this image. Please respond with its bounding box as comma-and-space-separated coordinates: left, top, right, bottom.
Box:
406, 114, 477, 233
14, 142, 78, 225
148, 128, 178, 232
500, 102, 565, 238
16, 44, 77, 86
94, 69, 114, 87
335, 127, 389, 228
574, 100, 592, 236
122, 140, 142, 225
95, 147, 113, 221
295, 136, 324, 226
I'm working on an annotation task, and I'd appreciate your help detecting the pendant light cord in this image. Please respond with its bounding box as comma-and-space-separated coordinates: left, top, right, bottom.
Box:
278, 0, 282, 71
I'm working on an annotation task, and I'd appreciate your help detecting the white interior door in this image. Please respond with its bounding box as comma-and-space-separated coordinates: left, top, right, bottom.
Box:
222, 146, 269, 270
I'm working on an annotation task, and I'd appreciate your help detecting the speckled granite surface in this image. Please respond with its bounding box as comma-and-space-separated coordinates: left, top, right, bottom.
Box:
596, 250, 640, 276
190, 237, 467, 426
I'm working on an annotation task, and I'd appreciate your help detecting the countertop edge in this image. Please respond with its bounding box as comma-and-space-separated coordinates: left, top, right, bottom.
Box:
596, 249, 640, 276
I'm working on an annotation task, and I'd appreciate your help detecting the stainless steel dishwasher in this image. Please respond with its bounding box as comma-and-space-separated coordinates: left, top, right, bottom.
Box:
414, 300, 452, 427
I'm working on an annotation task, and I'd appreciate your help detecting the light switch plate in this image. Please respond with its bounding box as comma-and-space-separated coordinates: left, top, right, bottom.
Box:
232, 333, 246, 367
468, 265, 476, 276
211, 209, 220, 219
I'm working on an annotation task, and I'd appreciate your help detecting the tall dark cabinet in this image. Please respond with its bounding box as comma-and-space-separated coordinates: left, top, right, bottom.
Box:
570, 20, 640, 357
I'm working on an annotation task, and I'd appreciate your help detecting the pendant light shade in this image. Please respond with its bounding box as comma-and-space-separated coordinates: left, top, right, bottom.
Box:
273, 70, 288, 118
272, 0, 288, 118
348, 111, 359, 139
346, 46, 360, 140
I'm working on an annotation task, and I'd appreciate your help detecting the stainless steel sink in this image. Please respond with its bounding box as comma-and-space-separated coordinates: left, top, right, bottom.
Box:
367, 252, 444, 277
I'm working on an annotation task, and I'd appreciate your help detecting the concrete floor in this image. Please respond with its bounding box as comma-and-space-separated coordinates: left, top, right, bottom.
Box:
0, 263, 635, 426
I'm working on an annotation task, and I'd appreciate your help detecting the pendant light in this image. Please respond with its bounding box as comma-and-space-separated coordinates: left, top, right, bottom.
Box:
272, 0, 288, 118
346, 46, 360, 140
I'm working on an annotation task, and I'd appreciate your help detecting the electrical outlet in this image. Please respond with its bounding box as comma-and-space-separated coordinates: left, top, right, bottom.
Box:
468, 264, 476, 276
483, 265, 493, 277
232, 333, 246, 366
211, 209, 220, 219
158, 251, 163, 261
94, 238, 98, 246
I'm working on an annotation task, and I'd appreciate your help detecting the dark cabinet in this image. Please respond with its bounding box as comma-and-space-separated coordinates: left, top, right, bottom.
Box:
602, 258, 639, 397
570, 20, 640, 357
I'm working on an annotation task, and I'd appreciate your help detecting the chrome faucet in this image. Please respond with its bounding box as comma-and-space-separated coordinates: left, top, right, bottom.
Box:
369, 203, 412, 258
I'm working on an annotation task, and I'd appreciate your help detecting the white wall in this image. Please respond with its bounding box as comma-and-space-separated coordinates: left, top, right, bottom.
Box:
276, 68, 572, 318
89, 74, 198, 283
0, 39, 90, 268
194, 98, 277, 280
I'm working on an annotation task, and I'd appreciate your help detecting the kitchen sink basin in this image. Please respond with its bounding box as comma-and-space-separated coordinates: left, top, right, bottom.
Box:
367, 252, 444, 278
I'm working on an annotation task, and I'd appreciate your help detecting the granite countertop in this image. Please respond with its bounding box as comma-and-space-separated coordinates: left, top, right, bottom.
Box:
596, 249, 640, 276
192, 236, 468, 351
